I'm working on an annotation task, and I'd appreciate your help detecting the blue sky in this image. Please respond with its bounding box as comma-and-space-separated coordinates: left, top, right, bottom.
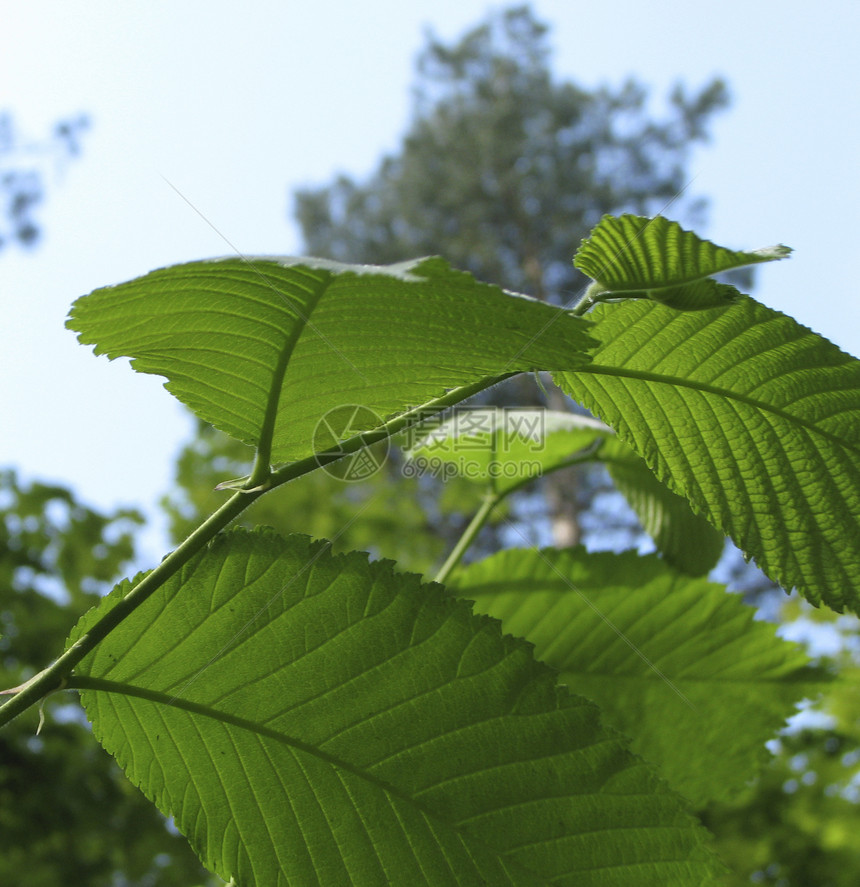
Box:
1, 0, 858, 558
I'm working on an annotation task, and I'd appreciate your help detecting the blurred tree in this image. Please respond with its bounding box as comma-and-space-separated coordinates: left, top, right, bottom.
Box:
295, 5, 726, 298
0, 111, 89, 251
165, 3, 728, 562
0, 469, 219, 886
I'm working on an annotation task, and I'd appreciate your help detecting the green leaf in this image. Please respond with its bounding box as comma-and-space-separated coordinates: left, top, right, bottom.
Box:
452, 547, 825, 806
67, 531, 721, 886
404, 408, 608, 494
406, 410, 723, 573
574, 215, 791, 310
67, 257, 593, 463
600, 438, 724, 575
556, 297, 860, 612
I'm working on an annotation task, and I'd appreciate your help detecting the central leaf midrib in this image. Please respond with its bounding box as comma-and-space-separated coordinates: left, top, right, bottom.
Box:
575, 363, 860, 457
255, 274, 334, 465
598, 270, 720, 294
71, 676, 560, 885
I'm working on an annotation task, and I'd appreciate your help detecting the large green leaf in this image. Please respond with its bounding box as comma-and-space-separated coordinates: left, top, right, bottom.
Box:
556, 297, 860, 612
453, 547, 825, 806
574, 214, 791, 310
67, 257, 593, 462
67, 531, 721, 886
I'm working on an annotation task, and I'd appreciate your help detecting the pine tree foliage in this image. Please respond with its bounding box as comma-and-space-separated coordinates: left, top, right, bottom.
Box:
294, 6, 728, 302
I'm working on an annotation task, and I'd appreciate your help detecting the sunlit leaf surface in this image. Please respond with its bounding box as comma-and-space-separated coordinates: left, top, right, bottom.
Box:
557, 297, 860, 611
454, 547, 825, 805
68, 531, 721, 886
67, 257, 593, 462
